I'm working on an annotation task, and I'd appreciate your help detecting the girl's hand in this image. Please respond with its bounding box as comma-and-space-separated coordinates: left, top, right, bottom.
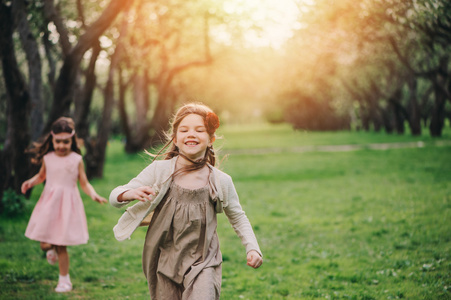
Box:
21, 164, 46, 194
119, 186, 156, 202
247, 250, 263, 269
21, 181, 32, 194
92, 193, 108, 204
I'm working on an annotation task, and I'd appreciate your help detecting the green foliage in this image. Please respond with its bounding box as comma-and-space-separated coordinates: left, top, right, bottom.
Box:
284, 96, 351, 131
264, 107, 285, 124
278, 0, 451, 137
0, 125, 450, 299
1, 189, 27, 217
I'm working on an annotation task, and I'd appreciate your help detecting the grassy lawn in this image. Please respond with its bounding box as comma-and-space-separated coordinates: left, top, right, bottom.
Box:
1, 124, 450, 299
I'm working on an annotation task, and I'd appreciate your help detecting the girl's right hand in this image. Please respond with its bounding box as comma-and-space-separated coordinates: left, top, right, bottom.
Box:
21, 181, 31, 194
247, 250, 263, 269
119, 186, 156, 202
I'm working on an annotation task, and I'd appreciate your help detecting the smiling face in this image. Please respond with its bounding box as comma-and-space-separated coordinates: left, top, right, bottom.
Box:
52, 134, 73, 157
174, 113, 214, 161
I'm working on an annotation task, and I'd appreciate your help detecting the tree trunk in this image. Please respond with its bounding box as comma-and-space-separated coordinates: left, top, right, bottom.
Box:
13, 0, 44, 141
86, 61, 115, 179
84, 6, 131, 178
148, 89, 171, 146
369, 100, 382, 132
407, 77, 421, 135
367, 81, 384, 132
118, 68, 133, 150
381, 106, 394, 134
392, 104, 405, 134
41, 7, 57, 88
45, 51, 85, 132
429, 76, 446, 137
360, 107, 370, 131
387, 88, 406, 134
74, 41, 101, 140
43, 0, 72, 57
125, 72, 151, 151
84, 78, 114, 179
0, 3, 31, 199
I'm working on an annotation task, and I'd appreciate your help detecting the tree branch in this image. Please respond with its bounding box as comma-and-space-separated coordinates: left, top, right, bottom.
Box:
44, 0, 132, 132
43, 0, 72, 57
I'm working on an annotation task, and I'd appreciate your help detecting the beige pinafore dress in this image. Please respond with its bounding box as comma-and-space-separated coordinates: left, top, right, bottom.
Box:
142, 175, 222, 300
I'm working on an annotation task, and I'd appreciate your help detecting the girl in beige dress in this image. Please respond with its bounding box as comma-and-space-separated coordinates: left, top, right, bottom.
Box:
110, 103, 263, 299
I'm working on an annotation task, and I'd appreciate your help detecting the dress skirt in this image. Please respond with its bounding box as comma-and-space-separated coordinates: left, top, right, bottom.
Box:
25, 152, 89, 246
142, 182, 222, 300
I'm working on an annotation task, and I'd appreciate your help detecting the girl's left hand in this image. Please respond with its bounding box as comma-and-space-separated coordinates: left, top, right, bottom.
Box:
247, 250, 263, 269
92, 194, 107, 204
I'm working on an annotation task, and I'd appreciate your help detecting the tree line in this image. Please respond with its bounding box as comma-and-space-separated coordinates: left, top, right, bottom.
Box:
277, 0, 451, 135
1, 0, 450, 211
0, 0, 224, 209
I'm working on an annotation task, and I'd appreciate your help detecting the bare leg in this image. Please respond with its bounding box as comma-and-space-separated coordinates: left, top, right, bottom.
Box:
54, 245, 72, 292
40, 242, 53, 251
55, 246, 69, 276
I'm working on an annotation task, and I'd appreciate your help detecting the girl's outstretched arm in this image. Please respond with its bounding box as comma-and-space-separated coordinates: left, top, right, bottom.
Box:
21, 163, 46, 194
117, 186, 156, 203
222, 175, 263, 268
78, 160, 107, 204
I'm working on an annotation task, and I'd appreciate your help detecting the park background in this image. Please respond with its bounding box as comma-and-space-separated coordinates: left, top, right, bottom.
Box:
1, 0, 450, 299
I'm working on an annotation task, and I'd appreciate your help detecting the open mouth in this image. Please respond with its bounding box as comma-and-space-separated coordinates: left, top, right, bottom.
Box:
185, 141, 198, 146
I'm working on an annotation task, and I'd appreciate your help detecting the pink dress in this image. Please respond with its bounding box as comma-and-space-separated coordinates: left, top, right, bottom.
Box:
25, 151, 89, 246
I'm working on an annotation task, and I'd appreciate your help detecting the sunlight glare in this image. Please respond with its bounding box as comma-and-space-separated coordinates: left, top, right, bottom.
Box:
221, 0, 300, 48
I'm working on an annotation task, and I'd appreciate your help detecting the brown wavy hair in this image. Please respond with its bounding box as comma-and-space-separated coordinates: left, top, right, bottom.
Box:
27, 117, 81, 165
149, 103, 220, 177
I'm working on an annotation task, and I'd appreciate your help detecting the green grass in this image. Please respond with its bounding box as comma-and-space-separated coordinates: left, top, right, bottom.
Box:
1, 125, 450, 299
215, 123, 451, 151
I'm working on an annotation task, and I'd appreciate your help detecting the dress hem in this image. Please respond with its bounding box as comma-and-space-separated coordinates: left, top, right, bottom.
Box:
25, 235, 89, 246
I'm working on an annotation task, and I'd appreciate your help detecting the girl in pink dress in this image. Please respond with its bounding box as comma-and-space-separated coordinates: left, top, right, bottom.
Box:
22, 117, 107, 293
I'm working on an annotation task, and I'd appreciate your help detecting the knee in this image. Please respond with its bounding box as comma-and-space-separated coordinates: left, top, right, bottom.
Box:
40, 242, 52, 251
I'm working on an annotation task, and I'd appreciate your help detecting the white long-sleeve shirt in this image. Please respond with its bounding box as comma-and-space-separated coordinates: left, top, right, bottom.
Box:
110, 156, 262, 256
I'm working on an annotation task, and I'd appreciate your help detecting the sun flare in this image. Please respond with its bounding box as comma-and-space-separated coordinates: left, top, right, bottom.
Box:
219, 0, 301, 48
